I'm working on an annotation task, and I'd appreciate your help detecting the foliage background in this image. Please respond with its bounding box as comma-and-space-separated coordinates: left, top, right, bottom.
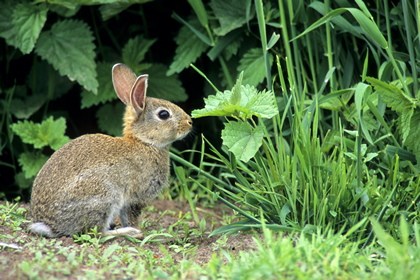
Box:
0, 0, 419, 244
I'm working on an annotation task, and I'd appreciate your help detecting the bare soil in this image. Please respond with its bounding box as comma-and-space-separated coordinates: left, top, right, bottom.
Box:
0, 199, 259, 279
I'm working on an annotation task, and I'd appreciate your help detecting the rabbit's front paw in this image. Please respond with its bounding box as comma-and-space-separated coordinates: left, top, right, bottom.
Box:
104, 227, 144, 239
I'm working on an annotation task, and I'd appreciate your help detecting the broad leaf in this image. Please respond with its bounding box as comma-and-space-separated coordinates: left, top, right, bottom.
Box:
366, 77, 415, 113
404, 110, 420, 157
10, 94, 46, 119
10, 117, 70, 150
100, 3, 132, 21
35, 20, 98, 94
122, 35, 157, 69
367, 77, 420, 155
221, 120, 264, 162
0, 1, 48, 54
192, 75, 278, 119
238, 48, 273, 87
18, 152, 48, 179
81, 62, 116, 108
147, 64, 188, 102
167, 19, 209, 75
210, 0, 254, 36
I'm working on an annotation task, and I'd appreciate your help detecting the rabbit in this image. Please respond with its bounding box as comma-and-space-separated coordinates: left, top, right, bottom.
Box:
28, 63, 192, 238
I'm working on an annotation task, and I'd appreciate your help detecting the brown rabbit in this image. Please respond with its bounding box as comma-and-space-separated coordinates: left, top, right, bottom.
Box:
29, 63, 192, 238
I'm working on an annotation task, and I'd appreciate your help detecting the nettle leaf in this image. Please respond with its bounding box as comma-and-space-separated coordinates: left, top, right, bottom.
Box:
167, 19, 209, 75
210, 0, 254, 36
366, 77, 415, 113
18, 152, 48, 179
122, 35, 157, 69
0, 1, 48, 54
367, 77, 419, 146
10, 117, 70, 150
96, 103, 125, 136
399, 108, 414, 144
49, 4, 80, 17
35, 20, 98, 94
81, 62, 116, 109
146, 64, 188, 102
221, 120, 264, 162
405, 110, 420, 157
100, 3, 132, 21
192, 74, 278, 119
238, 48, 273, 87
10, 94, 46, 119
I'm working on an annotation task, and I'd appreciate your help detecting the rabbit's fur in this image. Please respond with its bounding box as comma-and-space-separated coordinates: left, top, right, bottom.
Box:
29, 64, 192, 238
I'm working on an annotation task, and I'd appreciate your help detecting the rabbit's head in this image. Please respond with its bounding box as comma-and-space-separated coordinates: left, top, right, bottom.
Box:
112, 64, 192, 148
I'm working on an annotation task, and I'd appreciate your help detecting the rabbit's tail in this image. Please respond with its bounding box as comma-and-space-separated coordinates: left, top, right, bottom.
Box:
29, 222, 56, 238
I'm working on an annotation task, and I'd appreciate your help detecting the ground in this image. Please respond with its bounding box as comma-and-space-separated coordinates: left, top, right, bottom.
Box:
0, 199, 259, 279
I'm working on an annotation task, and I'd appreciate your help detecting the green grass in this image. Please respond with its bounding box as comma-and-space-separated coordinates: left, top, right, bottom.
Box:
170, 0, 420, 243
1, 201, 420, 279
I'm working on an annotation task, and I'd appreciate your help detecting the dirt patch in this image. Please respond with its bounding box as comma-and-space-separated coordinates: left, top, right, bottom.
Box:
0, 199, 259, 279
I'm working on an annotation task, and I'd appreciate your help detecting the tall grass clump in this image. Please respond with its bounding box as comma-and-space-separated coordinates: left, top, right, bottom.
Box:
172, 0, 420, 242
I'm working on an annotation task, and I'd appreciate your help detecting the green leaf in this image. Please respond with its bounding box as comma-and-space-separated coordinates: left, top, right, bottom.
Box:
230, 72, 243, 105
10, 93, 46, 119
187, 0, 209, 28
207, 29, 242, 61
308, 1, 363, 39
146, 64, 188, 102
99, 3, 132, 21
18, 152, 48, 179
81, 62, 116, 109
15, 172, 33, 190
267, 32, 280, 50
10, 117, 70, 150
399, 108, 414, 144
35, 20, 98, 94
221, 120, 264, 162
366, 77, 415, 113
0, 1, 48, 54
172, 13, 212, 46
367, 77, 420, 155
237, 48, 273, 87
192, 75, 278, 119
210, 0, 254, 36
122, 35, 157, 69
404, 110, 420, 156
293, 6, 387, 49
96, 103, 125, 136
167, 19, 209, 75
49, 4, 80, 17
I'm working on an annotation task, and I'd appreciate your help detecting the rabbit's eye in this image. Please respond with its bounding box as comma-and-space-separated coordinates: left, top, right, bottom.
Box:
158, 110, 170, 120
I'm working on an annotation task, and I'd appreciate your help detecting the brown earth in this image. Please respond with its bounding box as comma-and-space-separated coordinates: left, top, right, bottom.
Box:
0, 199, 259, 279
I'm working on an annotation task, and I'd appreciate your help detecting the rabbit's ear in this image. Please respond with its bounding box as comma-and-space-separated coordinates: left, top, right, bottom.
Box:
112, 64, 137, 105
130, 74, 148, 114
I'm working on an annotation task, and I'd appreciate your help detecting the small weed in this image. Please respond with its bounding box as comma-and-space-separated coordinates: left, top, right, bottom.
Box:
0, 199, 29, 231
